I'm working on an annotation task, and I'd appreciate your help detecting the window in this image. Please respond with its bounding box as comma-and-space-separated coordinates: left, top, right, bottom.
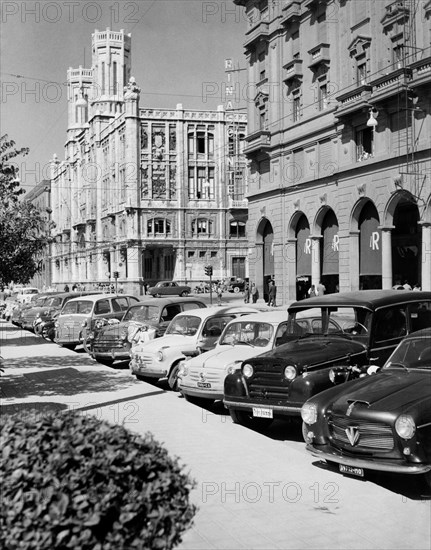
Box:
392, 43, 404, 69
318, 81, 328, 110
374, 307, 407, 343
147, 219, 171, 236
229, 221, 246, 238
192, 219, 212, 236
356, 54, 367, 85
113, 61, 117, 95
188, 251, 195, 258
258, 51, 266, 81
197, 132, 205, 154
292, 91, 301, 122
210, 251, 217, 258
188, 128, 214, 158
188, 167, 214, 199
232, 257, 246, 278
95, 300, 111, 315
199, 251, 206, 258
356, 127, 373, 161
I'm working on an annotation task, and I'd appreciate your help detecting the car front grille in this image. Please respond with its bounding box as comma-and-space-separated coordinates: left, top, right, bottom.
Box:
188, 369, 222, 384
134, 354, 155, 369
248, 365, 290, 400
329, 414, 394, 451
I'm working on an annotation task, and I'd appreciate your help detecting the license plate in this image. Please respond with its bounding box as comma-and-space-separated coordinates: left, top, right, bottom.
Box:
339, 464, 364, 477
197, 382, 211, 388
252, 407, 273, 419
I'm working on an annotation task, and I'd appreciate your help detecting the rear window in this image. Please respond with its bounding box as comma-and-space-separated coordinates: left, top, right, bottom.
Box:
182, 302, 206, 311
124, 305, 160, 323
62, 300, 94, 315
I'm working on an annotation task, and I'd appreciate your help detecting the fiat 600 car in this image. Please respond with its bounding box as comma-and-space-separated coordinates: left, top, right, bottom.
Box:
224, 290, 431, 429
147, 281, 192, 298
129, 306, 260, 383
86, 297, 206, 366
301, 328, 431, 487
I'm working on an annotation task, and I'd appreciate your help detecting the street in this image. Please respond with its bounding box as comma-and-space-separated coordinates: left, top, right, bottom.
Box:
1, 320, 430, 550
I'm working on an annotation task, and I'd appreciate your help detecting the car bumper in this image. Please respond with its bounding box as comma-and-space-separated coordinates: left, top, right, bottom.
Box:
130, 361, 167, 379
181, 385, 224, 401
306, 444, 431, 475
223, 399, 302, 415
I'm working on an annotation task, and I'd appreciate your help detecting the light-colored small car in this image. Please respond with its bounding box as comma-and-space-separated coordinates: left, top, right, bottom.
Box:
129, 306, 260, 382
147, 281, 191, 298
15, 287, 39, 304
178, 311, 291, 404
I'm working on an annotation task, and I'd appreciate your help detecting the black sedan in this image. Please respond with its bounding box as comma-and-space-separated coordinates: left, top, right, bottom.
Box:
301, 328, 431, 488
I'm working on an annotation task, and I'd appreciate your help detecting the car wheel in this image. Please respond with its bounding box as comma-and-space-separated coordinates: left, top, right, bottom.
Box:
96, 357, 114, 367
180, 291, 190, 297
233, 286, 240, 293
136, 374, 155, 382
184, 394, 214, 407
229, 408, 273, 430
82, 336, 93, 355
424, 471, 431, 491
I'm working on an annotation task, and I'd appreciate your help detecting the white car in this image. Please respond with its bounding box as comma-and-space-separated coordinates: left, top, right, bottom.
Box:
16, 287, 39, 304
178, 311, 291, 405
129, 306, 260, 383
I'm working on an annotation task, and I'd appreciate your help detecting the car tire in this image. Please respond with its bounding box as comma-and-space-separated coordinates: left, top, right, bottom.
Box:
424, 471, 431, 491
184, 394, 214, 407
233, 286, 240, 293
96, 358, 114, 367
180, 291, 190, 297
229, 408, 273, 430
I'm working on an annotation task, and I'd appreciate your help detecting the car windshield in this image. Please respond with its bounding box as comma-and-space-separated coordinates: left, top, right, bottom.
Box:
123, 305, 159, 323
220, 321, 274, 347
46, 296, 63, 307
34, 297, 48, 306
383, 336, 431, 370
288, 306, 371, 340
62, 300, 93, 315
166, 315, 201, 336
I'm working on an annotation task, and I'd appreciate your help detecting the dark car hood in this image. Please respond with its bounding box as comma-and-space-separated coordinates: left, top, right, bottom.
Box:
253, 336, 366, 368
330, 371, 431, 414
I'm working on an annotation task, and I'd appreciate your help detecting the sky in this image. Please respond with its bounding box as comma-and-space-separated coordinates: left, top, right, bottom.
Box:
0, 0, 248, 189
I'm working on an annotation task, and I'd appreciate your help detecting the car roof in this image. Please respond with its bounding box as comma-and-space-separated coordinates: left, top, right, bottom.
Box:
403, 327, 431, 339
64, 293, 136, 303
224, 310, 288, 324
173, 306, 261, 320
129, 297, 205, 307
289, 290, 431, 312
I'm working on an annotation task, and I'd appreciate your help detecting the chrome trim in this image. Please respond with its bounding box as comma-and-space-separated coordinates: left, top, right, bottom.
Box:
306, 445, 431, 474
223, 400, 301, 413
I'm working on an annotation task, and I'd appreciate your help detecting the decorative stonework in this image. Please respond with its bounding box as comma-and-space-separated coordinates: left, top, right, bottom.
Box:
124, 77, 140, 100
357, 183, 366, 196
319, 193, 327, 205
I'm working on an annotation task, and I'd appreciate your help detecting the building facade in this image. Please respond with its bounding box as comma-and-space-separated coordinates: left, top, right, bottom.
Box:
234, 0, 431, 303
50, 29, 248, 295
25, 179, 52, 290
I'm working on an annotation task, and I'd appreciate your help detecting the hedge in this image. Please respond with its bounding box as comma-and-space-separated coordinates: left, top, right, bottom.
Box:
0, 411, 196, 549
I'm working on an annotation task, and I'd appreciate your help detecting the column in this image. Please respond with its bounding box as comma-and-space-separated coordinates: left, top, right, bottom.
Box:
311, 235, 322, 287
286, 238, 297, 303
349, 230, 360, 291
380, 225, 394, 289
419, 221, 431, 291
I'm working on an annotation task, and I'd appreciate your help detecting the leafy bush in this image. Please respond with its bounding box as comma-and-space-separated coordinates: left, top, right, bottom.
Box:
0, 411, 196, 550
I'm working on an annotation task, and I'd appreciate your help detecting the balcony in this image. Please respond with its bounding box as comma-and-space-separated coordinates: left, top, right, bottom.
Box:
409, 55, 431, 89
334, 84, 372, 119
280, 1, 301, 25
369, 67, 412, 103
381, 1, 410, 31
243, 129, 271, 156
282, 59, 303, 83
308, 43, 330, 70
244, 22, 269, 49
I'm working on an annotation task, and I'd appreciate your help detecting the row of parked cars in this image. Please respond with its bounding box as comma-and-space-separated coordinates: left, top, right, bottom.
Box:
4, 288, 431, 489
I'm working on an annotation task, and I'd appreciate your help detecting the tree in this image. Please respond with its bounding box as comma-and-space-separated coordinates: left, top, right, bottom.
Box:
0, 135, 53, 286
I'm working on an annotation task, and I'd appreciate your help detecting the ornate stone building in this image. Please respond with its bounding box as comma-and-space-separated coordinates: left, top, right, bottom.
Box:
234, 0, 431, 303
50, 29, 248, 295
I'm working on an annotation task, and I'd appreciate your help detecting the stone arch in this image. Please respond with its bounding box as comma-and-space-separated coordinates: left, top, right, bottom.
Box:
254, 217, 274, 302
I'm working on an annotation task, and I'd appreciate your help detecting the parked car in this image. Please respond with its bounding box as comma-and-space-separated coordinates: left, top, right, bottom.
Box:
15, 287, 39, 304
86, 297, 206, 366
301, 328, 431, 488
13, 292, 60, 328
129, 306, 260, 383
55, 294, 140, 350
31, 291, 100, 335
147, 281, 191, 298
178, 310, 292, 403
223, 290, 431, 429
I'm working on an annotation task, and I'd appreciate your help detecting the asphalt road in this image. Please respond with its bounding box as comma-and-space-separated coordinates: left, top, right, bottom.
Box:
1, 320, 430, 550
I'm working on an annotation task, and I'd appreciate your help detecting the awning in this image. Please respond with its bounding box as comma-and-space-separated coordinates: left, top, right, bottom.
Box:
321, 211, 339, 276
359, 203, 381, 276
296, 216, 311, 277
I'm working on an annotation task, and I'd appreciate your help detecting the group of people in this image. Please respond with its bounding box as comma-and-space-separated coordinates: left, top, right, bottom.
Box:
307, 281, 326, 298
392, 280, 421, 291
243, 280, 277, 307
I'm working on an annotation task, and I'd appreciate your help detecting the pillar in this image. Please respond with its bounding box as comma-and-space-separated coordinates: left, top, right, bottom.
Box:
311, 235, 322, 287
349, 230, 360, 291
380, 225, 394, 289
419, 221, 431, 291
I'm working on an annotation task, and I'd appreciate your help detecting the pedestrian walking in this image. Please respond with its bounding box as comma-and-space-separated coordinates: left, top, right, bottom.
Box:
251, 283, 258, 304
216, 283, 223, 306
64, 284, 70, 292
268, 280, 277, 307
316, 280, 326, 296
243, 283, 250, 303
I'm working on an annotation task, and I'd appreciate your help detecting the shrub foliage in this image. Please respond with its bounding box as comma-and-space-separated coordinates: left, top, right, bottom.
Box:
0, 411, 196, 549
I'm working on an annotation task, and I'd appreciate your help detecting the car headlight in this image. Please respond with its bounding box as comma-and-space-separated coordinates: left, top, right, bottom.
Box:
120, 329, 128, 341
242, 363, 254, 378
395, 414, 416, 440
284, 365, 297, 380
301, 402, 317, 425
179, 365, 188, 377
81, 320, 88, 328
156, 350, 164, 362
